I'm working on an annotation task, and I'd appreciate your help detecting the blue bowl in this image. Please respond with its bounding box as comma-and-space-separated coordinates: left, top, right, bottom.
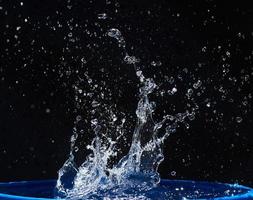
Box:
0, 180, 253, 200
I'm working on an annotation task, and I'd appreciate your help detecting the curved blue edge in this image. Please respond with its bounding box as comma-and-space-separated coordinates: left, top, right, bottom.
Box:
0, 179, 253, 200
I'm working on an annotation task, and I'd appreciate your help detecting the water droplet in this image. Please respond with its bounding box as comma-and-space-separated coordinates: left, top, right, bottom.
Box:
76, 115, 82, 122
188, 113, 195, 121
170, 171, 176, 176
202, 46, 207, 52
186, 89, 193, 98
81, 58, 87, 64
168, 87, 177, 95
88, 78, 92, 84
74, 146, 79, 152
107, 28, 125, 47
136, 70, 142, 77
124, 55, 139, 64
168, 77, 174, 84
150, 60, 162, 67
112, 115, 117, 122
107, 28, 121, 38
91, 118, 98, 126
97, 13, 107, 19
91, 100, 100, 108
172, 87, 177, 92
236, 117, 242, 123
193, 80, 202, 89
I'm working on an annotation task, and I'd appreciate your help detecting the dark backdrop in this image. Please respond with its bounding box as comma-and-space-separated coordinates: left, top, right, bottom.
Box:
0, 0, 253, 187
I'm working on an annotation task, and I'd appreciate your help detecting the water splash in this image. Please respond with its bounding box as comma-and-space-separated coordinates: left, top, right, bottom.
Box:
0, 0, 252, 198
55, 28, 196, 199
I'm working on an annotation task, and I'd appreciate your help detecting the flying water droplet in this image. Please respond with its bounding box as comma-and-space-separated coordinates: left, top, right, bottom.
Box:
168, 87, 177, 95
193, 80, 202, 89
107, 28, 126, 47
76, 115, 82, 122
186, 89, 193, 98
91, 118, 98, 126
108, 28, 121, 38
97, 13, 107, 19
81, 58, 87, 64
151, 60, 162, 67
236, 117, 243, 123
124, 55, 139, 64
170, 171, 177, 176
74, 146, 79, 152
91, 100, 100, 108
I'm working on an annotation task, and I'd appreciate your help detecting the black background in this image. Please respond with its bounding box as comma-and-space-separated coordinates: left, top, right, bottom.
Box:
0, 0, 253, 188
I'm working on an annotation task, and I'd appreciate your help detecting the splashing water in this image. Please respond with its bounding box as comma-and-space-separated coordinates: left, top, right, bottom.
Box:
0, 0, 252, 198
55, 27, 196, 199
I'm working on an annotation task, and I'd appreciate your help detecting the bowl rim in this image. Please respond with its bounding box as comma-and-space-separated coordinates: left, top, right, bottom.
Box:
0, 179, 252, 200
